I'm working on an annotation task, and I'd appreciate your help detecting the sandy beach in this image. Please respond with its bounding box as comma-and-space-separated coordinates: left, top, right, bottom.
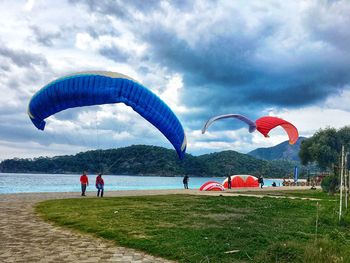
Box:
0, 187, 319, 262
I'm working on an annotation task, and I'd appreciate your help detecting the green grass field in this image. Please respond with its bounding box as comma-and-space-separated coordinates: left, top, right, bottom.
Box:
36, 190, 350, 262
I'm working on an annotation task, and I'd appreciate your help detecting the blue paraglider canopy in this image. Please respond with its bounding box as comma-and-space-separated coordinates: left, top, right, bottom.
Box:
28, 71, 187, 159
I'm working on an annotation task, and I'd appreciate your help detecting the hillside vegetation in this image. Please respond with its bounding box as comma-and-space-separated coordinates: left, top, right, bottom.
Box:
0, 145, 303, 177
248, 137, 306, 161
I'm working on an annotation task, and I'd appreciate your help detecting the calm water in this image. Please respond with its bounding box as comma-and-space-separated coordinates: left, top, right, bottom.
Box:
0, 173, 282, 194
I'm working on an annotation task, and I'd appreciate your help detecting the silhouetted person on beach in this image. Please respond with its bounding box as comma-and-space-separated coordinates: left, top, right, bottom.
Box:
272, 181, 277, 187
95, 173, 104, 197
183, 175, 189, 189
227, 175, 232, 189
258, 175, 264, 189
80, 171, 89, 196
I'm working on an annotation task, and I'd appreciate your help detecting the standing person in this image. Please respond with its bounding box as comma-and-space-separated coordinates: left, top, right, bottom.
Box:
259, 175, 264, 189
227, 175, 232, 189
183, 175, 189, 189
95, 173, 104, 197
80, 171, 89, 196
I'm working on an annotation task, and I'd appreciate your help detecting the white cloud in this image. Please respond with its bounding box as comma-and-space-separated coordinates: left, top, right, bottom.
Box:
267, 89, 350, 139
0, 140, 87, 160
24, 0, 35, 12
0, 0, 349, 159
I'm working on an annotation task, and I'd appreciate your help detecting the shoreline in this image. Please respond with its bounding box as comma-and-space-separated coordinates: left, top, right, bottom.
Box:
0, 172, 307, 179
1, 186, 320, 197
1, 173, 312, 195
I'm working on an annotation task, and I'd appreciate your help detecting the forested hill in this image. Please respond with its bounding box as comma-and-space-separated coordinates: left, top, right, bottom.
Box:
0, 145, 303, 178
248, 137, 306, 162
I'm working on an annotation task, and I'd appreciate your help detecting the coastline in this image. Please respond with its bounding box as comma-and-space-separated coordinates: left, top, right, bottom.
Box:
1, 173, 299, 194
1, 186, 319, 197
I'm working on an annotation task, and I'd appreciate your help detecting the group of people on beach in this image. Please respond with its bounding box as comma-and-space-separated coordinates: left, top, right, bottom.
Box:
81, 172, 190, 196
226, 175, 265, 189
79, 173, 271, 194
80, 171, 104, 197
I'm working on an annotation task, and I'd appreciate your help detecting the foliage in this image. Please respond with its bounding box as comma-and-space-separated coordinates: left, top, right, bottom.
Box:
321, 175, 339, 194
36, 191, 350, 263
300, 126, 350, 194
0, 145, 303, 178
299, 126, 350, 170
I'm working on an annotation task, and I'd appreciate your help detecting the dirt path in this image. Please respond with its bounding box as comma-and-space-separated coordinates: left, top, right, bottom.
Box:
0, 192, 176, 263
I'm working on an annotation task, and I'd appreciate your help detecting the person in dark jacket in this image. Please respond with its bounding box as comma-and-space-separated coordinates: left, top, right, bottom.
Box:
227, 175, 232, 189
183, 175, 189, 189
95, 173, 104, 197
258, 175, 264, 189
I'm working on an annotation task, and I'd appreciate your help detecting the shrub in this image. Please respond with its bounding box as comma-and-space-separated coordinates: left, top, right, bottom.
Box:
321, 175, 339, 194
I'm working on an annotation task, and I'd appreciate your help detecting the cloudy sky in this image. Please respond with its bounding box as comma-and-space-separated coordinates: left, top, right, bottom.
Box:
1, 0, 350, 159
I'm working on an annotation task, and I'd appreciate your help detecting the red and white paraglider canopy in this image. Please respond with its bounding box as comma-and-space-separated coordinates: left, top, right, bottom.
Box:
222, 175, 259, 188
255, 116, 299, 145
200, 181, 225, 191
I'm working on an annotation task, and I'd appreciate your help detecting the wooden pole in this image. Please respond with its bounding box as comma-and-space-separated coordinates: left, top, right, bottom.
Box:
347, 166, 350, 209
339, 145, 344, 221
345, 152, 348, 210
348, 167, 350, 207
315, 201, 319, 242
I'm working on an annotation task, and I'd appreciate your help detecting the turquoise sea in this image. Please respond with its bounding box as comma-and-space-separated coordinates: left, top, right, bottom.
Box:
0, 173, 283, 194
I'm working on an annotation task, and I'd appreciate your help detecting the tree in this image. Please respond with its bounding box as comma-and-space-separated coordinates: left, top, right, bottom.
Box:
300, 127, 339, 169
299, 126, 350, 193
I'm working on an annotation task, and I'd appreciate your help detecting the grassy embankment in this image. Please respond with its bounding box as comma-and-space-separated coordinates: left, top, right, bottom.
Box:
36, 190, 350, 262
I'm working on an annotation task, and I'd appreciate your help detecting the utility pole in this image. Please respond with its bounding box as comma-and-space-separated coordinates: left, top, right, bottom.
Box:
348, 162, 350, 208
339, 145, 344, 221
345, 152, 348, 210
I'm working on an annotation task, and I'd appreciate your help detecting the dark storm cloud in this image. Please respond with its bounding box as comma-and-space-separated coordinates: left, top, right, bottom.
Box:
0, 105, 51, 146
0, 104, 23, 118
137, 66, 151, 75
30, 26, 62, 47
28, 1, 347, 135
0, 119, 88, 148
141, 26, 262, 87
304, 1, 350, 52
68, 0, 350, 131
99, 45, 129, 63
0, 118, 41, 144
0, 64, 10, 72
52, 105, 105, 122
5, 0, 347, 144
69, 0, 161, 20
0, 109, 111, 149
86, 26, 120, 39
0, 45, 47, 68
141, 22, 350, 111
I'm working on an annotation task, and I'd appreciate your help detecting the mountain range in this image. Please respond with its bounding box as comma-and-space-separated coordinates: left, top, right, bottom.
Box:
248, 137, 306, 162
0, 144, 304, 177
